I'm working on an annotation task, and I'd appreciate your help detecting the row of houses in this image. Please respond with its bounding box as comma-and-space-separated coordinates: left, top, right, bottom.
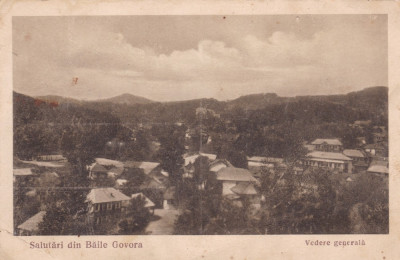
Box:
298, 138, 388, 176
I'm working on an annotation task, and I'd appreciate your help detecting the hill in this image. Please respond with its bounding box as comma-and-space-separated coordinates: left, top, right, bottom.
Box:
100, 93, 153, 105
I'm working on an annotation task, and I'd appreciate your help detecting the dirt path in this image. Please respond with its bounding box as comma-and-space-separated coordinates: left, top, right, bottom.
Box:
145, 209, 179, 235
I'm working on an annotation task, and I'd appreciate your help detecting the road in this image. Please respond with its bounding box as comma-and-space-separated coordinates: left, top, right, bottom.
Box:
145, 209, 179, 235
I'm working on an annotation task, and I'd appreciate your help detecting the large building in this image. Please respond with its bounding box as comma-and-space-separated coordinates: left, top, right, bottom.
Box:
303, 151, 353, 174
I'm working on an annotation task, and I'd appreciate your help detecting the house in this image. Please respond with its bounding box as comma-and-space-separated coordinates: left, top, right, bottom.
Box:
311, 138, 343, 152
163, 186, 176, 209
13, 168, 34, 183
353, 120, 372, 127
131, 193, 155, 214
247, 156, 275, 178
183, 153, 217, 178
107, 166, 124, 178
36, 154, 66, 161
95, 158, 124, 168
209, 159, 233, 173
367, 165, 389, 176
364, 143, 388, 157
17, 211, 46, 235
233, 181, 261, 208
303, 151, 353, 174
373, 133, 387, 143
139, 176, 166, 190
124, 161, 160, 175
343, 149, 367, 172
88, 163, 108, 179
184, 153, 217, 167
86, 188, 131, 225
215, 167, 258, 196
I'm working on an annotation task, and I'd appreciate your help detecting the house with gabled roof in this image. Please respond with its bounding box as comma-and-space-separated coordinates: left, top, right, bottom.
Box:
17, 211, 46, 236
311, 138, 343, 152
215, 167, 258, 196
86, 187, 131, 225
131, 193, 156, 214
88, 163, 108, 179
343, 149, 368, 172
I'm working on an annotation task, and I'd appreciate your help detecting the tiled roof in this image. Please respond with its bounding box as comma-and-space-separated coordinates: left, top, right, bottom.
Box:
216, 167, 258, 182
307, 151, 352, 161
86, 188, 130, 204
311, 138, 342, 145
17, 211, 46, 232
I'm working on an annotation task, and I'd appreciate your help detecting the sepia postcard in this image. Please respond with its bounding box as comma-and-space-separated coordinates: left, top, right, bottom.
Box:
1, 0, 400, 259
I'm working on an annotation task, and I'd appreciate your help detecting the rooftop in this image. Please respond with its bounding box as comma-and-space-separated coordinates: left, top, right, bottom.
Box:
247, 156, 284, 163
231, 182, 258, 195
86, 188, 131, 204
131, 193, 155, 208
184, 153, 217, 166
343, 149, 365, 158
367, 165, 389, 174
95, 158, 124, 168
307, 151, 352, 161
216, 167, 258, 182
17, 211, 46, 232
311, 138, 343, 146
124, 161, 160, 174
89, 163, 108, 173
13, 168, 33, 176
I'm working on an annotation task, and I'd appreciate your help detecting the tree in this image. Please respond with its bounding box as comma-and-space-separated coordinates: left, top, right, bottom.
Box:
157, 124, 185, 187
118, 195, 151, 234
260, 168, 338, 234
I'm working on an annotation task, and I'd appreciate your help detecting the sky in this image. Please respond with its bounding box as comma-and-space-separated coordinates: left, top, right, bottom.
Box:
13, 15, 387, 102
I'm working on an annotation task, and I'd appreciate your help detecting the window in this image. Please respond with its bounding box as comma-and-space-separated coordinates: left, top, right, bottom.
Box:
107, 203, 112, 210
101, 203, 107, 211
95, 204, 100, 212
115, 202, 121, 209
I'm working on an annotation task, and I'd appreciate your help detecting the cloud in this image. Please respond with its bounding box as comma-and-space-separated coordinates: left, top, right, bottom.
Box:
13, 16, 387, 101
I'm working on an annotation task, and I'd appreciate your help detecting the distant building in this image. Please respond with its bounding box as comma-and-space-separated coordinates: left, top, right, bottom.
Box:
17, 211, 46, 235
303, 151, 353, 174
209, 159, 233, 173
343, 149, 368, 172
364, 143, 388, 157
163, 186, 176, 209
124, 161, 160, 175
353, 120, 371, 127
88, 163, 108, 179
13, 168, 35, 183
246, 156, 275, 178
311, 138, 343, 152
367, 165, 389, 176
36, 154, 66, 161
